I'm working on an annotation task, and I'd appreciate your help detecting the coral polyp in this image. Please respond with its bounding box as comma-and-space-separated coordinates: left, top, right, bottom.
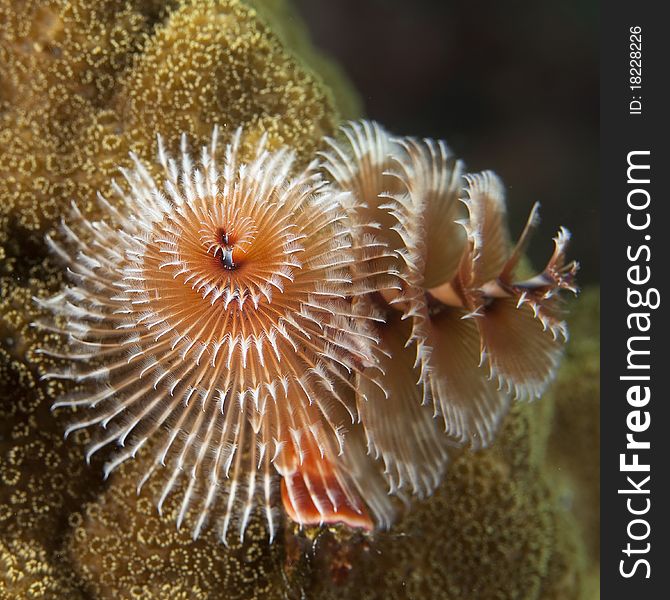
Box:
36, 119, 578, 543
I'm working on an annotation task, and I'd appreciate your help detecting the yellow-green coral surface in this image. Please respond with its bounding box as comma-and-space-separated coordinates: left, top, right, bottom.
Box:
0, 0, 598, 598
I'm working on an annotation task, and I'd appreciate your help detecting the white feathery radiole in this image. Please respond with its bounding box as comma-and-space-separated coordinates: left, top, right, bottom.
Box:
35, 125, 395, 542
35, 119, 578, 542
320, 119, 577, 481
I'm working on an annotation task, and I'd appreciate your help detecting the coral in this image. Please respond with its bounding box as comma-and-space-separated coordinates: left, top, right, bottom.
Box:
0, 0, 597, 598
295, 289, 599, 600
0, 0, 356, 403
545, 287, 600, 597
66, 454, 290, 600
0, 345, 98, 599
0, 0, 353, 239
44, 289, 594, 600
116, 0, 344, 162
244, 0, 362, 121
0, 537, 85, 600
0, 0, 359, 596
0, 0, 153, 233
296, 405, 556, 600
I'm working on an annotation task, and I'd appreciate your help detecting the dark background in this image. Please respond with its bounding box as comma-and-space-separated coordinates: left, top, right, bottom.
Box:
295, 0, 599, 283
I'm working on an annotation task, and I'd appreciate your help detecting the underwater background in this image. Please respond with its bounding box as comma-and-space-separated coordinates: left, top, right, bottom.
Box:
295, 0, 599, 285
0, 0, 599, 598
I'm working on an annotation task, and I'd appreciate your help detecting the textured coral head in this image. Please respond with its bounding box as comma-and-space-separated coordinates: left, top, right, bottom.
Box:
35, 127, 389, 542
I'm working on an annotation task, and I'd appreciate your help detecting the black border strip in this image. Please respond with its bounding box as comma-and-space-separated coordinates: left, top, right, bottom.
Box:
601, 2, 669, 595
